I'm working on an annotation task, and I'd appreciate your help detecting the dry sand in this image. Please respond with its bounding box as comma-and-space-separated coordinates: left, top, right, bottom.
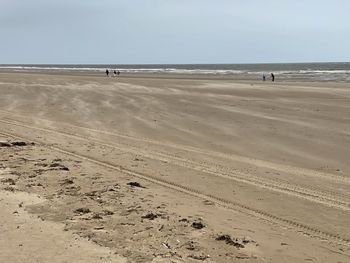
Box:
0, 72, 349, 262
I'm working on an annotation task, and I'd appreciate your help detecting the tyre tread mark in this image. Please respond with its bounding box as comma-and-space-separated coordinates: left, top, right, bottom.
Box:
0, 129, 349, 247
0, 112, 349, 184
0, 118, 349, 211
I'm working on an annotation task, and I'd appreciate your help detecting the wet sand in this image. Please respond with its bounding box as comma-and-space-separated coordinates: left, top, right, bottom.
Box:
0, 72, 349, 262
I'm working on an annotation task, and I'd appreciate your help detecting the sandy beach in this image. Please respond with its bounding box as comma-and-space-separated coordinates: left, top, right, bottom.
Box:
0, 72, 349, 262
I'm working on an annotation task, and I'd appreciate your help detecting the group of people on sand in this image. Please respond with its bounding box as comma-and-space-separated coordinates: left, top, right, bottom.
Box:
105, 69, 120, 77
262, 73, 275, 82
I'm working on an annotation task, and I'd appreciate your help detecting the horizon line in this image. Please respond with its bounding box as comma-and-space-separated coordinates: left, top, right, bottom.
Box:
1, 61, 350, 66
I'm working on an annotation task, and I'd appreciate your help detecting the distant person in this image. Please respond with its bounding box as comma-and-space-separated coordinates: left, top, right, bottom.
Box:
262, 74, 266, 81
106, 69, 109, 77
113, 70, 117, 77
117, 70, 120, 76
271, 73, 275, 82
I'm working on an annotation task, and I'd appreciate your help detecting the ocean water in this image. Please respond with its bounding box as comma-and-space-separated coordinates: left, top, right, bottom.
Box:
1, 62, 350, 82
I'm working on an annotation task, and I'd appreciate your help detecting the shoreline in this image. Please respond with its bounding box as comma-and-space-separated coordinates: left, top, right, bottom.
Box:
1, 61, 350, 83
1, 70, 349, 86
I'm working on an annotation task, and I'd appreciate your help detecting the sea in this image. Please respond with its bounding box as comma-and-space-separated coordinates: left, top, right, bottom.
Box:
1, 62, 350, 82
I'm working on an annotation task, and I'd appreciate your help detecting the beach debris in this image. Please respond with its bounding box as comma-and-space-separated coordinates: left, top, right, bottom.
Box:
59, 166, 69, 171
216, 234, 245, 248
1, 178, 16, 185
3, 186, 16, 192
74, 208, 91, 214
12, 141, 30, 147
161, 242, 171, 249
191, 221, 205, 230
60, 179, 74, 185
0, 141, 12, 147
141, 212, 159, 220
50, 162, 69, 171
188, 254, 210, 261
0, 141, 34, 147
179, 218, 190, 223
127, 181, 145, 188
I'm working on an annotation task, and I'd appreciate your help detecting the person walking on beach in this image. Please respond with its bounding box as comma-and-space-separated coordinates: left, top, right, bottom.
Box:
263, 74, 266, 81
271, 73, 275, 82
106, 69, 109, 77
117, 70, 120, 76
113, 70, 117, 77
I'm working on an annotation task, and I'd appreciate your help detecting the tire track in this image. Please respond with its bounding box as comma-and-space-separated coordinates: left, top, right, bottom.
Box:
0, 109, 348, 184
2, 113, 349, 203
0, 129, 349, 248
0, 118, 349, 211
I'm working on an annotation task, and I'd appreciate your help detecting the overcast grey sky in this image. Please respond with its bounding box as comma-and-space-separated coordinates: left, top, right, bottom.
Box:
1, 0, 349, 64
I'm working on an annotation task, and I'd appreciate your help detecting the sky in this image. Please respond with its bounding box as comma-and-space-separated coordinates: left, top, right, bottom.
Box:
1, 0, 349, 64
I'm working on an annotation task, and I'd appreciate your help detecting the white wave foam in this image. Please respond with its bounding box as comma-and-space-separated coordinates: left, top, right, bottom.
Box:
0, 66, 349, 81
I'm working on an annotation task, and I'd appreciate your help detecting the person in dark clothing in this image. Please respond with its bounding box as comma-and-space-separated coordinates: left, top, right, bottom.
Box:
106, 69, 109, 77
263, 74, 266, 81
271, 73, 275, 82
113, 70, 117, 77
117, 70, 120, 76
